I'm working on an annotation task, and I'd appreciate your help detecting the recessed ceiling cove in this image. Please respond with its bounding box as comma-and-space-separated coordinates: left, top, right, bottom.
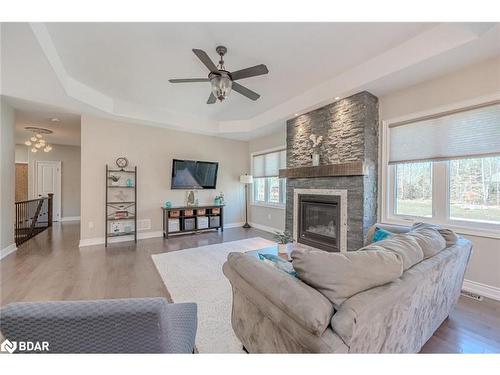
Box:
1, 22, 499, 139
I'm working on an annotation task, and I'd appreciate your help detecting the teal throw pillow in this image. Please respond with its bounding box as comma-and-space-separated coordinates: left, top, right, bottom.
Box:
258, 253, 298, 278
373, 227, 394, 242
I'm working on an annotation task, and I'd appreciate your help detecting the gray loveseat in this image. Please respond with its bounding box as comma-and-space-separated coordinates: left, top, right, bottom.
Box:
223, 223, 472, 353
0, 297, 197, 353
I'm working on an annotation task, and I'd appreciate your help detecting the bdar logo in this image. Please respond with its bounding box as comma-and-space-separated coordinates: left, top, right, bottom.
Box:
1, 339, 17, 353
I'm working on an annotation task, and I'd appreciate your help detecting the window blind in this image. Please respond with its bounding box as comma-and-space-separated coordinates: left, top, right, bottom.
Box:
389, 102, 500, 164
253, 149, 286, 177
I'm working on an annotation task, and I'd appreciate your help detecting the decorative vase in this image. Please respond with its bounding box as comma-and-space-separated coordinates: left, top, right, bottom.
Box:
278, 244, 287, 254
312, 152, 320, 166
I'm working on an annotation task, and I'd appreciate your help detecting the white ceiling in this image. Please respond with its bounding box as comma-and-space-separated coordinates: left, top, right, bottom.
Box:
2, 22, 499, 140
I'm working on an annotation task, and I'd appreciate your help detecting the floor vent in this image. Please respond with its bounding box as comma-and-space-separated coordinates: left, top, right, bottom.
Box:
461, 290, 483, 301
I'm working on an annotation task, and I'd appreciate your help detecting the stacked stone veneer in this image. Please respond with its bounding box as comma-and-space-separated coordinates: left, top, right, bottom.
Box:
285, 91, 379, 251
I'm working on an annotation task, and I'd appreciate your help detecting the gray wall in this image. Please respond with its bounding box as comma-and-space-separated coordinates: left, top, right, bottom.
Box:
80, 115, 249, 242
285, 91, 379, 251
1, 99, 16, 251
18, 144, 81, 218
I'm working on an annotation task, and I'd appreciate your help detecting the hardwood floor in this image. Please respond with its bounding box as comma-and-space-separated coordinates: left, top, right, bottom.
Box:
1, 222, 499, 353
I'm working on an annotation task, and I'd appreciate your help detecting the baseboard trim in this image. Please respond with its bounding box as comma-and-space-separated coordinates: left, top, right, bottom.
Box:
79, 222, 245, 247
462, 279, 500, 302
79, 230, 163, 247
0, 243, 17, 260
249, 222, 282, 233
61, 216, 81, 222
223, 222, 244, 229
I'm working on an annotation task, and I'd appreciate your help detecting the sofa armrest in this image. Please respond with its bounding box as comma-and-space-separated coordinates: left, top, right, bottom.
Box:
0, 298, 197, 353
223, 252, 334, 336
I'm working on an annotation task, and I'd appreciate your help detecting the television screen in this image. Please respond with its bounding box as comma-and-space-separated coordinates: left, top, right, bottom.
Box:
171, 159, 219, 189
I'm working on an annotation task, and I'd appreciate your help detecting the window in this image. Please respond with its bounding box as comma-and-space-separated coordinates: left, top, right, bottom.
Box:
384, 101, 500, 233
252, 149, 286, 207
449, 156, 500, 224
395, 162, 432, 217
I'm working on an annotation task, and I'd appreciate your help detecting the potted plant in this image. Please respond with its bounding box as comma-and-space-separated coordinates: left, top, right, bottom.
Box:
273, 230, 294, 254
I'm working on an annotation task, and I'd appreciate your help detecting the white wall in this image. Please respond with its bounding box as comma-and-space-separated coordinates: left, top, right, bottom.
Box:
80, 115, 249, 244
248, 128, 287, 232
379, 56, 500, 295
0, 98, 16, 255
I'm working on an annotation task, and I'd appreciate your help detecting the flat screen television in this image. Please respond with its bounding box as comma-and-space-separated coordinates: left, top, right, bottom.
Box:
171, 159, 219, 189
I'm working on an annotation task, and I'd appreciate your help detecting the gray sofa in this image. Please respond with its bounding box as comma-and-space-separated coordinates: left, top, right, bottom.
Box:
223, 223, 472, 353
0, 297, 197, 353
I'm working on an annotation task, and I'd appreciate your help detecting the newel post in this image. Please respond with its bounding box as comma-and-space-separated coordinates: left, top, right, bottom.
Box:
48, 193, 54, 226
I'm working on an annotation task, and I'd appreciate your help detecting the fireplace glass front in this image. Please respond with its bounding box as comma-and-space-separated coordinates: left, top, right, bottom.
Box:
298, 194, 341, 252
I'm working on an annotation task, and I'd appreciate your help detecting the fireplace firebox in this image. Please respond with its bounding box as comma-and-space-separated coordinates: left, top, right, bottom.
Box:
298, 194, 341, 252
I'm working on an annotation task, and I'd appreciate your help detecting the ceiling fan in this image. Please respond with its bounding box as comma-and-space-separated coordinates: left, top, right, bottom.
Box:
169, 46, 269, 104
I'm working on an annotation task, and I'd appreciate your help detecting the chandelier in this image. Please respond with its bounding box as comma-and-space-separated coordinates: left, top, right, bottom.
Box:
24, 127, 53, 153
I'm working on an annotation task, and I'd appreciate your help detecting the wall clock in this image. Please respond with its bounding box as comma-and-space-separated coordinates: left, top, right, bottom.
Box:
115, 157, 129, 169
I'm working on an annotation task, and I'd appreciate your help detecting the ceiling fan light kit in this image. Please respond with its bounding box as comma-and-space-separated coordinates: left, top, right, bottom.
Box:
169, 45, 269, 104
210, 71, 232, 102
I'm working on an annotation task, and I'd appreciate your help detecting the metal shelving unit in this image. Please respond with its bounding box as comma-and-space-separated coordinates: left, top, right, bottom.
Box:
105, 165, 137, 247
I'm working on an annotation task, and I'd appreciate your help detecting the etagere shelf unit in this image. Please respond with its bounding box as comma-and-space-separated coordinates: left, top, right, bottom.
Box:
105, 165, 137, 247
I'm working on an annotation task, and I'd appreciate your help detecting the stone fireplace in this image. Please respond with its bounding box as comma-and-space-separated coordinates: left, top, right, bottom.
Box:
284, 91, 378, 252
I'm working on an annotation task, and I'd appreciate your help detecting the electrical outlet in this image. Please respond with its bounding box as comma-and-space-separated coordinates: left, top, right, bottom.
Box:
267, 213, 271, 220
137, 219, 151, 231
88, 221, 94, 229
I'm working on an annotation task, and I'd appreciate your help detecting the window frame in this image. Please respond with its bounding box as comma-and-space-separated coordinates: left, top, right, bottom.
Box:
380, 94, 500, 239
250, 146, 287, 209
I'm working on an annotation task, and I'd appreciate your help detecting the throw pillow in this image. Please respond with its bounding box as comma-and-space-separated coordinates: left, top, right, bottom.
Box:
258, 253, 298, 278
406, 228, 446, 259
368, 234, 424, 270
411, 222, 459, 247
292, 247, 403, 308
373, 227, 393, 242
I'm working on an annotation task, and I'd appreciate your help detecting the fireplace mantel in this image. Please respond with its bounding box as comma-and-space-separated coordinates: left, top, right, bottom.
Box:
279, 161, 366, 179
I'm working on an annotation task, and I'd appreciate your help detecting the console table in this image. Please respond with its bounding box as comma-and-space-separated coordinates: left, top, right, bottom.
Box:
161, 204, 224, 238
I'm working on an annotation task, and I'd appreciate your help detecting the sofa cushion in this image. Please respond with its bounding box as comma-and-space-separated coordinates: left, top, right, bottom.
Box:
412, 222, 459, 247
370, 234, 424, 270
406, 228, 446, 259
291, 247, 403, 308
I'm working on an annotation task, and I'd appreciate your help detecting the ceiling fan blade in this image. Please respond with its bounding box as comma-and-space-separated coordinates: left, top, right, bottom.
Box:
169, 78, 209, 83
192, 49, 219, 74
230, 64, 269, 81
207, 92, 217, 104
232, 82, 260, 101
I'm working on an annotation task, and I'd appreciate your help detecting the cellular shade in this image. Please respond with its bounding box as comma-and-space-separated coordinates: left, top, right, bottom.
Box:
253, 149, 286, 177
389, 102, 500, 164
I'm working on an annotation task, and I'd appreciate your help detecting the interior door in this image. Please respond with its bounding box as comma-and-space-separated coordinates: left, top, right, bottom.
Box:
15, 163, 28, 201
34, 161, 61, 222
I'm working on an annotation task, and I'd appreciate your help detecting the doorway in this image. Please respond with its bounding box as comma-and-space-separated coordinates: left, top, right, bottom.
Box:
33, 160, 62, 222
15, 163, 28, 201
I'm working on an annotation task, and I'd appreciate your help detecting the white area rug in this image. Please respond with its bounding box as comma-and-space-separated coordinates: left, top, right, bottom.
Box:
152, 237, 276, 353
